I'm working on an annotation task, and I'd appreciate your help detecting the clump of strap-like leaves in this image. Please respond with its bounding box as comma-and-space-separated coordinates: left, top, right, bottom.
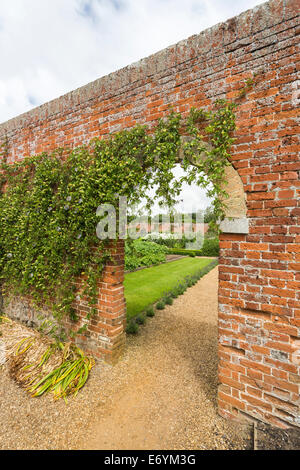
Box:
0, 99, 236, 328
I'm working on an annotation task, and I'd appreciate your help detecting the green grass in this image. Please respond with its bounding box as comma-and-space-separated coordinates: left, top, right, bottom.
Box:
125, 257, 214, 320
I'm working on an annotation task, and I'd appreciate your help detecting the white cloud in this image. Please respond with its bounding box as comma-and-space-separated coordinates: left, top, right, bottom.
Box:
0, 0, 265, 210
0, 0, 265, 123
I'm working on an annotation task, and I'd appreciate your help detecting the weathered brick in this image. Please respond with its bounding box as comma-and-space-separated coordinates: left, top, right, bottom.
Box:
0, 0, 299, 430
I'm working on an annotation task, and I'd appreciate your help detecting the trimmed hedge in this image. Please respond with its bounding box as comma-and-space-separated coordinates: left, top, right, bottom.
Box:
169, 249, 202, 256
169, 237, 219, 257
201, 237, 220, 256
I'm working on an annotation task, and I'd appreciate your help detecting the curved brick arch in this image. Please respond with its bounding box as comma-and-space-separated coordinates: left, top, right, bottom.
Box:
1, 0, 299, 430
222, 165, 247, 219
177, 137, 248, 225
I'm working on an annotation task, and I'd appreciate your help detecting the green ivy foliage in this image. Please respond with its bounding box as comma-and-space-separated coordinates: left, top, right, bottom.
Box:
182, 99, 237, 230
0, 100, 236, 330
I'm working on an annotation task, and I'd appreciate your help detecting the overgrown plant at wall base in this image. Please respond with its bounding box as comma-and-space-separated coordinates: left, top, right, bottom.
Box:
7, 326, 95, 402
0, 101, 236, 336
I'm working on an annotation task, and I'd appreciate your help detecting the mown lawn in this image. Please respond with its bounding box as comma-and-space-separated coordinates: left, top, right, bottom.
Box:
125, 257, 214, 320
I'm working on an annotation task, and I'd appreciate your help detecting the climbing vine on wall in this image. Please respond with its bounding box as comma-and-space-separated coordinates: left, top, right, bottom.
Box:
0, 99, 236, 330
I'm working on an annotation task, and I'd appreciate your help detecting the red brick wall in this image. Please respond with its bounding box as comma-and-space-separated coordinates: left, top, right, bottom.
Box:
0, 0, 299, 426
65, 240, 126, 364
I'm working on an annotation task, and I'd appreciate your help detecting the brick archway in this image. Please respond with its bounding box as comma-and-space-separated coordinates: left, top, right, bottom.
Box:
1, 0, 299, 429
177, 136, 249, 228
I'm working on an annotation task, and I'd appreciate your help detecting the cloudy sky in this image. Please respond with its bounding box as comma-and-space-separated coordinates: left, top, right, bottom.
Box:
0, 0, 265, 212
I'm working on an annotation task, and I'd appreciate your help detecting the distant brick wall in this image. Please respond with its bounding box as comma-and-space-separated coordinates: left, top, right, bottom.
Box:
0, 0, 299, 426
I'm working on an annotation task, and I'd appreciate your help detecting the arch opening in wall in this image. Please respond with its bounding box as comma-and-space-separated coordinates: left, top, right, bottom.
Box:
176, 137, 249, 235
123, 143, 249, 329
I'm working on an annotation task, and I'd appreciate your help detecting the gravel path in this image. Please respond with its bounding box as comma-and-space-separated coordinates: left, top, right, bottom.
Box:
0, 267, 252, 450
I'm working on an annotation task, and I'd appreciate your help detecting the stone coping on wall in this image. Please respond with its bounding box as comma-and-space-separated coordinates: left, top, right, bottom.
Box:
220, 218, 249, 234
1, 0, 296, 137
